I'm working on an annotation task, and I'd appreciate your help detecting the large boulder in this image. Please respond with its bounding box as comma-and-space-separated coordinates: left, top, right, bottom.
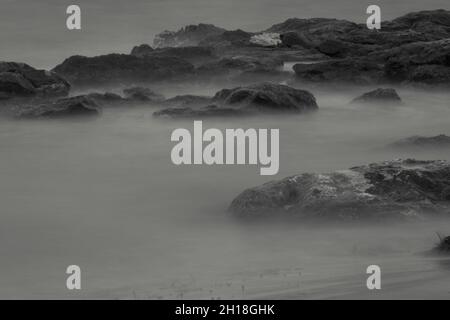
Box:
0, 62, 70, 99
351, 88, 402, 104
229, 159, 450, 220
213, 83, 318, 113
15, 95, 101, 119
52, 54, 195, 86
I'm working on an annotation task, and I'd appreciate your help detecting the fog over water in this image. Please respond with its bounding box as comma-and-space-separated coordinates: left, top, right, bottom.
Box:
1, 81, 450, 299
2, 0, 450, 68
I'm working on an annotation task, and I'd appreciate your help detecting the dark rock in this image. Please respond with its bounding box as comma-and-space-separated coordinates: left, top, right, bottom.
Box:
294, 59, 384, 84
130, 44, 154, 57
153, 105, 247, 118
388, 135, 450, 149
122, 87, 165, 102
351, 88, 402, 104
229, 159, 450, 220
280, 32, 314, 48
153, 24, 226, 48
316, 39, 349, 57
52, 54, 195, 86
0, 62, 70, 99
15, 95, 101, 119
213, 83, 318, 113
0, 72, 36, 97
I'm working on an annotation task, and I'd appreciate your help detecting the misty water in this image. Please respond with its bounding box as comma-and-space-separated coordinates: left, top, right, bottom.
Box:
1, 81, 450, 299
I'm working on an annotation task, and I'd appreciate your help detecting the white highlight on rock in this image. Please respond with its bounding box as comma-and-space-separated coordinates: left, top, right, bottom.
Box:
250, 33, 282, 47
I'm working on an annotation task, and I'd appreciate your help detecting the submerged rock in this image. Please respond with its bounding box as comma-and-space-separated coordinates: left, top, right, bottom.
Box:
351, 88, 402, 104
161, 95, 212, 108
229, 159, 450, 220
15, 96, 101, 119
86, 92, 127, 106
0, 62, 70, 99
52, 54, 194, 86
123, 87, 165, 102
153, 105, 247, 118
388, 135, 450, 149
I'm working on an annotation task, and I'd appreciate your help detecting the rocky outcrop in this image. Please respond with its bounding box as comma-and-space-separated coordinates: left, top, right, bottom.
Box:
0, 62, 70, 99
15, 96, 101, 119
388, 135, 450, 149
229, 159, 450, 220
351, 88, 402, 104
52, 54, 195, 86
213, 83, 318, 113
153, 24, 226, 48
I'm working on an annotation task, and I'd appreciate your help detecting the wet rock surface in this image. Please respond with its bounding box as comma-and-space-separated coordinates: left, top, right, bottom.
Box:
229, 159, 450, 220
